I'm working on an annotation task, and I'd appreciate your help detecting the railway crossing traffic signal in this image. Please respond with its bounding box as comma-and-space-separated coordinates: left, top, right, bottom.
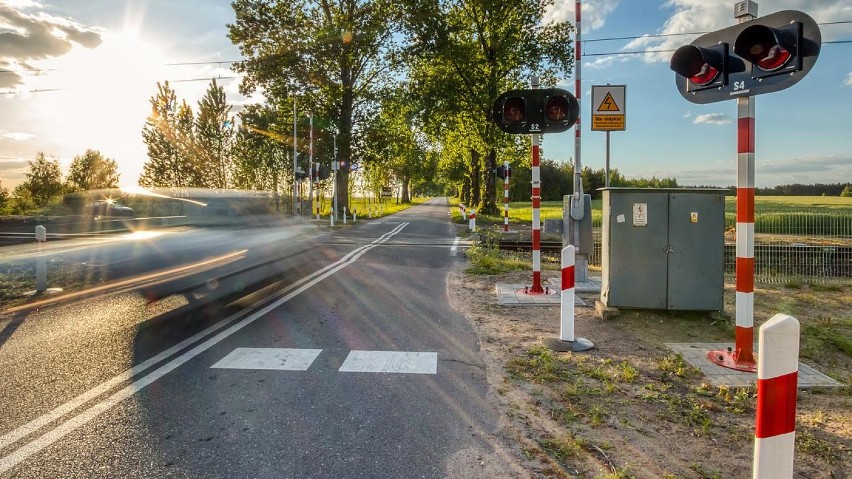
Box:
492, 88, 579, 134
670, 10, 820, 104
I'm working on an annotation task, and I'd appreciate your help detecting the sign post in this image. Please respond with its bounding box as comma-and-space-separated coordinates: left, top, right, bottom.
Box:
591, 85, 626, 188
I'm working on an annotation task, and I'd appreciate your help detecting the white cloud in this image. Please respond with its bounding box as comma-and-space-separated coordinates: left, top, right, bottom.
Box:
636, 154, 852, 187
693, 113, 732, 125
544, 0, 620, 33
845, 72, 852, 87
1, 131, 36, 141
619, 0, 852, 64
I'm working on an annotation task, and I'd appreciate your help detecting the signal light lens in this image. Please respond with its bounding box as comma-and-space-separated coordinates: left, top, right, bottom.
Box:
690, 63, 720, 86
544, 96, 569, 122
752, 43, 792, 71
502, 97, 525, 124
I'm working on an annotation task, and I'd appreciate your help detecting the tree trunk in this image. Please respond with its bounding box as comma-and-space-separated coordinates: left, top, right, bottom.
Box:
482, 148, 498, 214
470, 149, 481, 208
401, 176, 411, 203
461, 178, 470, 205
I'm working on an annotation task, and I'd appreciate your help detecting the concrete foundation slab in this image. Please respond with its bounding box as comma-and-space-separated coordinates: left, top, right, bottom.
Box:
665, 342, 840, 388
496, 283, 586, 307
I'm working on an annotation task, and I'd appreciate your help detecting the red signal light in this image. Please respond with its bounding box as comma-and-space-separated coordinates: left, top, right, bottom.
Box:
544, 96, 570, 122
670, 44, 726, 91
502, 97, 525, 124
752, 44, 792, 71
690, 63, 720, 86
734, 23, 800, 77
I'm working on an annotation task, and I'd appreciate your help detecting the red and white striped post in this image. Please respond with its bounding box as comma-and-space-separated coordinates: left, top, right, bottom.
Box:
709, 4, 757, 373
561, 245, 576, 342
469, 209, 476, 231
544, 245, 594, 352
530, 76, 544, 294
754, 313, 800, 478
503, 160, 510, 232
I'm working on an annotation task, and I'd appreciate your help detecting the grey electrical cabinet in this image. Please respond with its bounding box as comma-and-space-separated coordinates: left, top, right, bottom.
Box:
601, 188, 726, 311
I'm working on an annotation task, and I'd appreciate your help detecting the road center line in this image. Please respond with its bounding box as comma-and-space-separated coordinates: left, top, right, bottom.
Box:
0, 223, 408, 473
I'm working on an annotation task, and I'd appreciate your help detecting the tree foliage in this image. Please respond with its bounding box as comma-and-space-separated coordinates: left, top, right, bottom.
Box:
140, 81, 236, 188
228, 0, 403, 212
20, 152, 63, 207
66, 149, 120, 191
401, 0, 573, 213
360, 85, 435, 202
139, 82, 185, 188
196, 79, 235, 188
231, 103, 291, 199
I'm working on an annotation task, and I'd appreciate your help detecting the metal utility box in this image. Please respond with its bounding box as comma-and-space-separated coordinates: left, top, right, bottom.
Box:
601, 188, 726, 310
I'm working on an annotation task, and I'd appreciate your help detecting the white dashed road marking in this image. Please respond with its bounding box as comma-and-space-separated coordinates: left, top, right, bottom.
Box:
339, 351, 438, 374
211, 348, 322, 371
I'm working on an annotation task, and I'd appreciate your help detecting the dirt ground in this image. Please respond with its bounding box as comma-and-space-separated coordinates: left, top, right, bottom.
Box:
447, 264, 851, 478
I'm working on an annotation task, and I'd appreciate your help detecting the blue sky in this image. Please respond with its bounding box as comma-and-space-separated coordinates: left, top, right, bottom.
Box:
0, 0, 850, 189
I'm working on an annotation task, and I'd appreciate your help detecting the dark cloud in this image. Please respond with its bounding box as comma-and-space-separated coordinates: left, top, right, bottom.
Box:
0, 4, 102, 63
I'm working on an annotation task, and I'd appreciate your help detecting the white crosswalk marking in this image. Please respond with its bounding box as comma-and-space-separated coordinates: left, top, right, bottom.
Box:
339, 351, 438, 374
210, 348, 322, 371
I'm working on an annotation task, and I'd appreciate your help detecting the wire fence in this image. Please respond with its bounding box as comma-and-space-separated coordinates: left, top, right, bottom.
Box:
587, 211, 852, 285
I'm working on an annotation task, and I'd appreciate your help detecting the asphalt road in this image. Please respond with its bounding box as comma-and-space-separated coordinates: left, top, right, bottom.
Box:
0, 198, 505, 478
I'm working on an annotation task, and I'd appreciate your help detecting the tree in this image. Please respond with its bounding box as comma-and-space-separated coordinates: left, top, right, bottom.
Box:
196, 79, 235, 188
360, 85, 435, 203
231, 103, 291, 210
21, 152, 64, 207
228, 0, 403, 213
140, 82, 182, 188
402, 0, 574, 213
65, 149, 120, 191
0, 179, 9, 214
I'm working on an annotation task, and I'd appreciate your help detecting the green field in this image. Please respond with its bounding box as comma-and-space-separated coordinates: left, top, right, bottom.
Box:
724, 196, 852, 214
458, 196, 852, 236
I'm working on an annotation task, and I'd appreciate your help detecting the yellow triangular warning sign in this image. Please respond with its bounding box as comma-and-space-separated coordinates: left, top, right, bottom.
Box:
597, 92, 620, 112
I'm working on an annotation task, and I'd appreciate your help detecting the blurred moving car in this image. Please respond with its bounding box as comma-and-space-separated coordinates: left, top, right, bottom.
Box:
85, 200, 135, 217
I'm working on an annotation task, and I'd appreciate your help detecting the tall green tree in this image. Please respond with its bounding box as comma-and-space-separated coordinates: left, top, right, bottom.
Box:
21, 152, 64, 207
402, 0, 573, 213
140, 82, 183, 188
65, 149, 120, 191
196, 79, 235, 188
228, 0, 402, 213
0, 179, 9, 214
232, 103, 291, 210
360, 85, 434, 203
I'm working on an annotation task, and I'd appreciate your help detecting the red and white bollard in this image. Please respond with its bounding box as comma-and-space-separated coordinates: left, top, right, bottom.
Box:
544, 245, 593, 352
35, 225, 47, 293
503, 160, 510, 232
468, 209, 476, 231
753, 313, 800, 479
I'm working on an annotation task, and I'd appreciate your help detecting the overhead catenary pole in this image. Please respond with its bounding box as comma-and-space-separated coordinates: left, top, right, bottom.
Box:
530, 76, 544, 294
309, 112, 314, 219
570, 0, 588, 282
333, 132, 338, 225
293, 96, 298, 216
